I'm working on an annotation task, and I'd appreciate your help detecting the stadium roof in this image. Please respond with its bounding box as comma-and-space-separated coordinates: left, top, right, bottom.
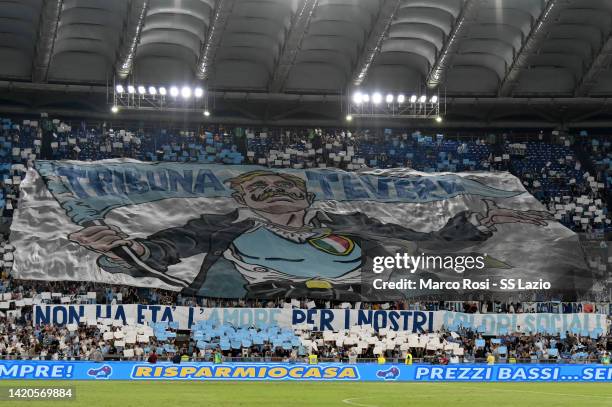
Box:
1, 0, 612, 127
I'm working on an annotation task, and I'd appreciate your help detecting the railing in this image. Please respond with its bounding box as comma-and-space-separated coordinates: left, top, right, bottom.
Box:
0, 355, 605, 364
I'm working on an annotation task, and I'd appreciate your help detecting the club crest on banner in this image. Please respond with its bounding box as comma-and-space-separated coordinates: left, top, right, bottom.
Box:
87, 365, 112, 379
376, 366, 400, 380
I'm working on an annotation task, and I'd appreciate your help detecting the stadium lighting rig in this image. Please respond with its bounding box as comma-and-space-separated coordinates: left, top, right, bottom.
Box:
109, 78, 210, 117
345, 89, 445, 122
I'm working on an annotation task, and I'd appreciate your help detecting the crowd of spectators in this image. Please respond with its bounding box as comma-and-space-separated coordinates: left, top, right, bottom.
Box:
0, 276, 609, 363
1, 116, 610, 236
0, 116, 610, 364
309, 326, 611, 365
580, 136, 612, 191
0, 304, 609, 364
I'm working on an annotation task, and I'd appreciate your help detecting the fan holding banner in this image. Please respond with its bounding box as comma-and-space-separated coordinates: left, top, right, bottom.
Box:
28, 161, 559, 300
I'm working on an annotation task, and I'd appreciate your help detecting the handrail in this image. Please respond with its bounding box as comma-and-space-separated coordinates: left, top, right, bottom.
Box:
0, 355, 605, 364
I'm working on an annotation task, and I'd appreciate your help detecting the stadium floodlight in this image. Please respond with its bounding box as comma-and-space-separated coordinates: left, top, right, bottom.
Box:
430, 95, 438, 104
158, 87, 167, 96
127, 85, 136, 94
194, 87, 204, 98
352, 92, 363, 104
138, 86, 146, 95
435, 116, 443, 123
115, 84, 124, 94
397, 94, 405, 103
111, 105, 119, 114
148, 86, 157, 95
419, 95, 427, 103
346, 114, 353, 122
372, 92, 382, 104
385, 94, 394, 103
410, 94, 417, 103
181, 86, 192, 99
203, 110, 211, 117
170, 86, 179, 97
362, 93, 370, 103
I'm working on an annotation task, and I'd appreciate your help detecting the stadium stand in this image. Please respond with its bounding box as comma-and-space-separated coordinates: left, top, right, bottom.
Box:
0, 292, 610, 364
0, 221, 610, 364
0, 5, 611, 402
0, 117, 610, 236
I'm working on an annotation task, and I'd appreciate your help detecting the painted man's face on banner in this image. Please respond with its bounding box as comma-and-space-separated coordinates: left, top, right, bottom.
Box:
233, 174, 314, 214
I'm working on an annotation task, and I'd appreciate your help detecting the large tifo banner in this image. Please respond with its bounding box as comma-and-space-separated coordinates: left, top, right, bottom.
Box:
12, 159, 592, 300
32, 305, 608, 336
0, 361, 611, 382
